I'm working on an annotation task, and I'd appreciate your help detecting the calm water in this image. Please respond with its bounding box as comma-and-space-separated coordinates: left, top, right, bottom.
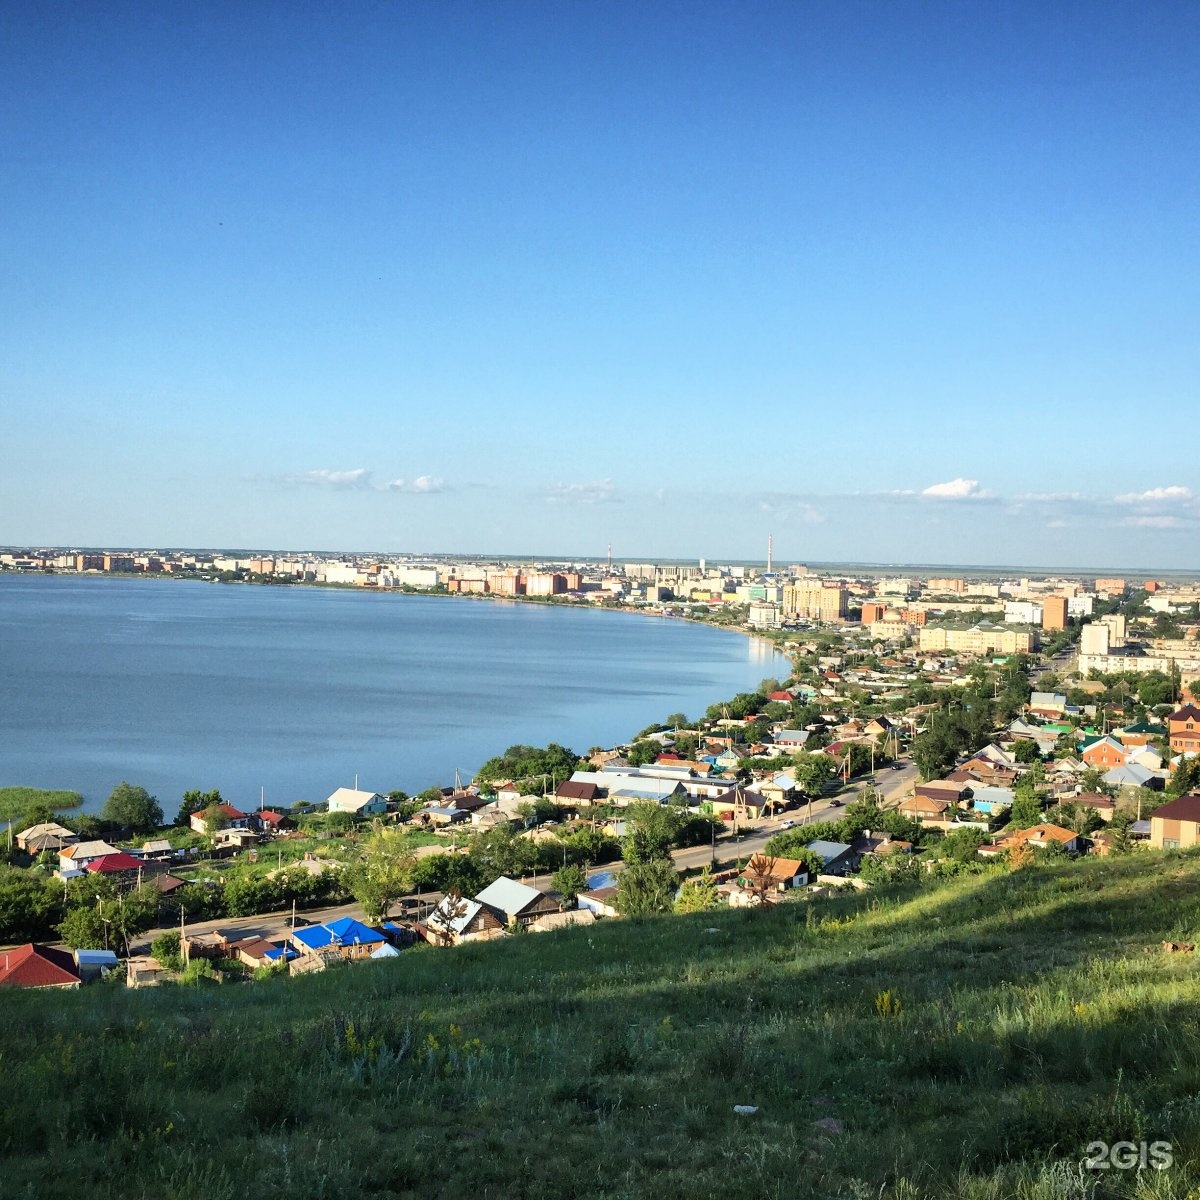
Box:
0, 576, 784, 813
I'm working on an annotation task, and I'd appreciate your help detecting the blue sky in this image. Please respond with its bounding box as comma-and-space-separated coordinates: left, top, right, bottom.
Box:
2, 2, 1197, 567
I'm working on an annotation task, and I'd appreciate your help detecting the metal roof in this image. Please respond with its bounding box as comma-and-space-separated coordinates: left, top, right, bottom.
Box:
476, 875, 543, 917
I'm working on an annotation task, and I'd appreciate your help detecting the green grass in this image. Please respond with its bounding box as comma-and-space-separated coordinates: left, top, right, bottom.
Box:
0, 786, 83, 823
3, 852, 1200, 1199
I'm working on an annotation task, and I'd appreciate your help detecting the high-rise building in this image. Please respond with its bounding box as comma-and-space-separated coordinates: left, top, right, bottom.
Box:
783, 582, 849, 623
1042, 596, 1069, 631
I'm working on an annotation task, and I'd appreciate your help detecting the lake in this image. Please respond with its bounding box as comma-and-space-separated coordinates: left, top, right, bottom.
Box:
0, 575, 786, 814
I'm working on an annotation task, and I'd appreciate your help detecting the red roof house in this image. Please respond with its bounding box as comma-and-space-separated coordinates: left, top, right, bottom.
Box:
84, 852, 143, 875
0, 943, 81, 989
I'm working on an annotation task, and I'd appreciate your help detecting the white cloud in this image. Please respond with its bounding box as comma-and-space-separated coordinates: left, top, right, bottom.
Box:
1013, 491, 1084, 504
385, 475, 449, 494
1115, 485, 1193, 505
545, 479, 620, 505
287, 467, 372, 489
1120, 514, 1189, 529
921, 478, 987, 500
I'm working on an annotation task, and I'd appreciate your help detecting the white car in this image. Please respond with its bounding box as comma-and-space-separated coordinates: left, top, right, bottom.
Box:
780, 819, 797, 829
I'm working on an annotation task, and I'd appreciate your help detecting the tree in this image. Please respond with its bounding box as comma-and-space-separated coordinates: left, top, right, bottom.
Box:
469, 823, 536, 879
202, 805, 230, 838
150, 930, 184, 971
58, 904, 107, 950
473, 743, 580, 791
1008, 788, 1043, 830
347, 824, 417, 922
937, 827, 988, 863
1168, 756, 1200, 796
744, 855, 780, 907
622, 804, 679, 865
674, 866, 719, 913
626, 740, 659, 767
552, 863, 587, 907
1109, 808, 1136, 855
1011, 739, 1042, 764
913, 730, 958, 781
101, 782, 163, 832
176, 789, 222, 828
0, 867, 59, 944
792, 753, 835, 796
615, 859, 678, 916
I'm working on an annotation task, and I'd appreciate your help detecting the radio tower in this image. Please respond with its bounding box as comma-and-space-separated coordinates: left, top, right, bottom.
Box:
606, 543, 612, 573
767, 533, 773, 575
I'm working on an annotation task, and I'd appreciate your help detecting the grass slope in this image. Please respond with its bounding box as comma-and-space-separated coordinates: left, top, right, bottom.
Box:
3, 853, 1200, 1200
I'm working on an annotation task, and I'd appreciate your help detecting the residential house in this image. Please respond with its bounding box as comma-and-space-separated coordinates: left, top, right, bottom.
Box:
1070, 793, 1118, 822
853, 832, 913, 857
57, 839, 120, 875
0, 943, 81, 989
708, 786, 774, 821
1102, 763, 1161, 792
899, 795, 952, 826
915, 780, 972, 806
73, 949, 119, 983
138, 838, 174, 863
738, 853, 811, 892
189, 803, 250, 834
1127, 747, 1165, 772
252, 809, 297, 834
1148, 793, 1200, 850
990, 823, 1080, 856
185, 929, 239, 960
84, 851, 144, 879
325, 788, 388, 817
773, 729, 812, 749
528, 909, 597, 933
149, 871, 188, 896
1168, 705, 1200, 754
1115, 721, 1167, 749
556, 780, 601, 806
806, 839, 858, 876
757, 772, 797, 807
965, 785, 1013, 815
1028, 691, 1068, 718
15, 822, 77, 853
126, 956, 168, 988
577, 886, 620, 918
423, 896, 505, 945
475, 876, 561, 928
423, 805, 470, 826
291, 916, 386, 962
1080, 736, 1130, 771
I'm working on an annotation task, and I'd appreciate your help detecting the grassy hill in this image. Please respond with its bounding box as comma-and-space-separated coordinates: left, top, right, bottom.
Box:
3, 852, 1200, 1199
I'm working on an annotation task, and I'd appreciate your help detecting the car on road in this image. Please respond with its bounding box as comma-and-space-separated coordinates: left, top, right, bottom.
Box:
892, 763, 903, 770
828, 799, 843, 807
780, 819, 797, 829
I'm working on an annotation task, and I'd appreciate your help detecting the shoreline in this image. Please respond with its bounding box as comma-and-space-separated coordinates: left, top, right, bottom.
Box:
1, 573, 790, 812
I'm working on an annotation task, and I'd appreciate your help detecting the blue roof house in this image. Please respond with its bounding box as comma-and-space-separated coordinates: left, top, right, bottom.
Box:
291, 916, 386, 961
806, 839, 858, 877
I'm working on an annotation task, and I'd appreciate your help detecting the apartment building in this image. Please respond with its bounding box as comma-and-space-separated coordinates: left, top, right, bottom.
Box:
918, 625, 1036, 655
783, 582, 849, 623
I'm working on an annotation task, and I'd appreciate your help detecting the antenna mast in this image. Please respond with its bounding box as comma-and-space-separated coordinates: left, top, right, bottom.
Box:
767, 533, 773, 575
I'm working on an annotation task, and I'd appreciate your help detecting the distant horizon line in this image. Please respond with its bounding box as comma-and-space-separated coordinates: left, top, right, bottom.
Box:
3, 542, 1198, 580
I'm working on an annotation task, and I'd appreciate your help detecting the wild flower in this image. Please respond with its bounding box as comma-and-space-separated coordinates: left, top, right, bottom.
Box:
874, 989, 902, 1019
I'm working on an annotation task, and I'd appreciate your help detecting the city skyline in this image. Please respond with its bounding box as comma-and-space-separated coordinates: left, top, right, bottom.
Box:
3, 3, 1197, 565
